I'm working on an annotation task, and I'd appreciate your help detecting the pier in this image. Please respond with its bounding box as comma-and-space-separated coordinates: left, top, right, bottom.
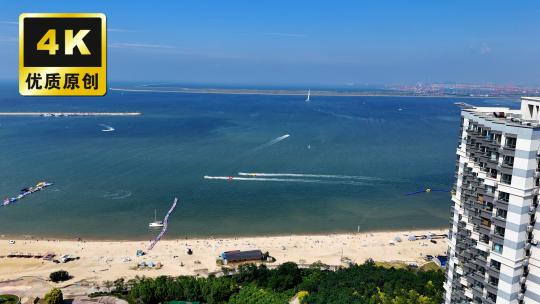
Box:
0, 112, 141, 117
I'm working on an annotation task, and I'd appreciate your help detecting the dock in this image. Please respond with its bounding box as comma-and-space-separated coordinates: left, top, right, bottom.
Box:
2, 181, 53, 208
0, 112, 141, 117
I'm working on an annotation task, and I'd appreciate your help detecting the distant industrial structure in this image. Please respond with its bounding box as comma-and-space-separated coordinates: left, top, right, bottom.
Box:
445, 97, 540, 303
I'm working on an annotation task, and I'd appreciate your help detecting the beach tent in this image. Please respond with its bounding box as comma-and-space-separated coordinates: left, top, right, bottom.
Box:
394, 236, 402, 242
434, 255, 448, 268
408, 235, 417, 241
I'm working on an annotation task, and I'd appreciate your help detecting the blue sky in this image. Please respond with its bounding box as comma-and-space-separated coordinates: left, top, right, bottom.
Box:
1, 1, 539, 86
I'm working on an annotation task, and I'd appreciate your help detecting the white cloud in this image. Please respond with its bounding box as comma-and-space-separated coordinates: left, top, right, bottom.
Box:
108, 28, 135, 33
263, 32, 307, 38
0, 36, 17, 43
468, 43, 492, 56
479, 43, 491, 55
109, 42, 175, 49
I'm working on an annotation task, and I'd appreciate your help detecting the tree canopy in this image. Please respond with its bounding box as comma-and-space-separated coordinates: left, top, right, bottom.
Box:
44, 288, 63, 304
97, 260, 444, 304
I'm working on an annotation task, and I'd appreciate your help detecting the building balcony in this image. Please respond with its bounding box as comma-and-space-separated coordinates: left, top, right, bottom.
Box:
502, 145, 516, 152
480, 209, 493, 218
492, 216, 506, 228
490, 233, 504, 245
488, 265, 500, 277
472, 271, 485, 282
484, 297, 497, 304
494, 199, 508, 211
501, 162, 514, 169
471, 284, 484, 296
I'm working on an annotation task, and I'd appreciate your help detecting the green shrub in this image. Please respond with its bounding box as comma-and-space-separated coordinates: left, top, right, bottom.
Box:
49, 270, 71, 282
44, 288, 63, 304
0, 294, 21, 304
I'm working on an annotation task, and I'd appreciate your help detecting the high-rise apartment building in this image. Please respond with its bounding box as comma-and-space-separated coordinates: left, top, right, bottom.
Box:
445, 97, 540, 304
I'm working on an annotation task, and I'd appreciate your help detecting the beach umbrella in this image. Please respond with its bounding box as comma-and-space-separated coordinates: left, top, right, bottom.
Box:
394, 236, 402, 242
408, 235, 417, 241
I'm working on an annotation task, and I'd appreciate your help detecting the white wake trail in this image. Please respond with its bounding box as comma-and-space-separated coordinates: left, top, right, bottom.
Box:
251, 134, 290, 152
238, 172, 382, 181
99, 124, 115, 132
203, 176, 369, 186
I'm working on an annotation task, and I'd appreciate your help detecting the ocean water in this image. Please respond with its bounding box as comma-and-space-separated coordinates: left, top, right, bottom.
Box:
0, 84, 519, 239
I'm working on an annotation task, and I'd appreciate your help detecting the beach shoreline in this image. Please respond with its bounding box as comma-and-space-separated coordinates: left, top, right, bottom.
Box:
0, 228, 448, 295
0, 225, 449, 242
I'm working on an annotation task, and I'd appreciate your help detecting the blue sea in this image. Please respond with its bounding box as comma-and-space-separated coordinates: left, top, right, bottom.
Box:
0, 84, 519, 239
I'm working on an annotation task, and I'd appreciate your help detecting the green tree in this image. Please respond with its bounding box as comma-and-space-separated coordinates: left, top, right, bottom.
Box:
44, 288, 63, 304
268, 262, 302, 292
200, 276, 238, 303
228, 284, 291, 304
122, 261, 444, 304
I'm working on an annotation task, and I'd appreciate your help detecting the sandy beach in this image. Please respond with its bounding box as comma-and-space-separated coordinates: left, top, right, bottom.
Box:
0, 229, 447, 288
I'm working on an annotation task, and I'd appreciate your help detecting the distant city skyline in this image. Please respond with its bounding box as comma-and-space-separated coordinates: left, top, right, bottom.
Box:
1, 1, 539, 86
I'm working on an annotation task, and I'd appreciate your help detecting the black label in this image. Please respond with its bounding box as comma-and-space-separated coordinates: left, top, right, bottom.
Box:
23, 17, 102, 67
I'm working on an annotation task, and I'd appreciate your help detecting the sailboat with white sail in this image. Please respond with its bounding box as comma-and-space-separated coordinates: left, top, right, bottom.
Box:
305, 89, 311, 102
149, 209, 164, 228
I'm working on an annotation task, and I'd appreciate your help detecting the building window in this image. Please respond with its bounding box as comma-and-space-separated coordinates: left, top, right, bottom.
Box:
492, 243, 503, 254
498, 192, 509, 202
503, 155, 514, 167
490, 152, 498, 162
501, 174, 512, 185
480, 251, 488, 259
487, 292, 497, 302
488, 276, 499, 287
490, 169, 497, 178
494, 134, 502, 144
481, 217, 491, 227
505, 137, 516, 149
496, 209, 507, 219
480, 234, 490, 244
490, 259, 501, 271
494, 226, 505, 237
